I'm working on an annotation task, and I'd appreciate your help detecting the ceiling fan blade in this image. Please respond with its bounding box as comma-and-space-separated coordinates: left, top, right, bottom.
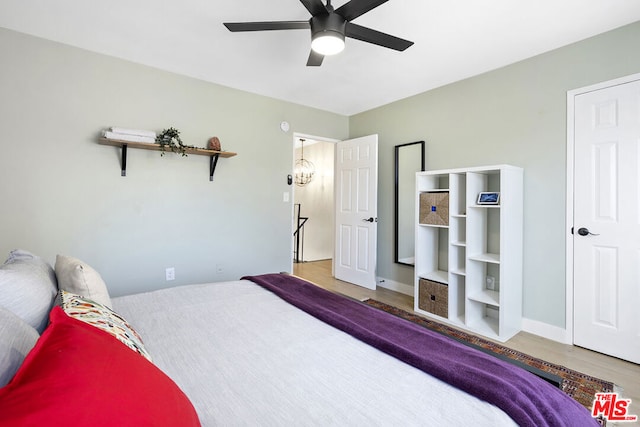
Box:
299, 0, 328, 16
335, 0, 389, 21
306, 50, 324, 66
345, 22, 413, 51
224, 21, 310, 32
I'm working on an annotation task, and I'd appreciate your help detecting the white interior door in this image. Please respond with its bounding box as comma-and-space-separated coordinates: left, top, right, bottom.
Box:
572, 77, 640, 364
334, 135, 378, 289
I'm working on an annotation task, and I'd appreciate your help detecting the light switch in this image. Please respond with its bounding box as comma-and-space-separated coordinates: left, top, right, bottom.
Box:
283, 192, 290, 202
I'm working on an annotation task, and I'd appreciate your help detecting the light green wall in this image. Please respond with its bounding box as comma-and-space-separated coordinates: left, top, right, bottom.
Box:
350, 21, 640, 327
0, 28, 348, 296
2, 21, 639, 328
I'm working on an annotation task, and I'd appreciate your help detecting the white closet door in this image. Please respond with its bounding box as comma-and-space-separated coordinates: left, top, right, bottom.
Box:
573, 78, 640, 364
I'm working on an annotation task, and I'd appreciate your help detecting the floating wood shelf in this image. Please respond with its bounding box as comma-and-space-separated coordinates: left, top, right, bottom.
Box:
98, 137, 237, 181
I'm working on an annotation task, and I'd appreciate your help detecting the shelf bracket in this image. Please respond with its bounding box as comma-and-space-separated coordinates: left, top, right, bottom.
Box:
121, 144, 128, 177
209, 154, 220, 181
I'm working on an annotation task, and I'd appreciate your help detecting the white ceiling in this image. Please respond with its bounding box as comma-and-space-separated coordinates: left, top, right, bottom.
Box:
1, 0, 639, 116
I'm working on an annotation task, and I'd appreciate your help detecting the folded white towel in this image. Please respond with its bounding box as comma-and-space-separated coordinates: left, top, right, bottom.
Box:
102, 130, 156, 144
109, 127, 156, 139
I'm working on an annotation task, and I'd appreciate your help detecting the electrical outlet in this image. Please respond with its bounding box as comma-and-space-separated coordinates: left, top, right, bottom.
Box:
166, 267, 175, 281
486, 275, 495, 290
215, 264, 223, 274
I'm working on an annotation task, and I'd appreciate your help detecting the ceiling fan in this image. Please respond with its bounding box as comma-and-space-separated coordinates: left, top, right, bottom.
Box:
224, 0, 414, 66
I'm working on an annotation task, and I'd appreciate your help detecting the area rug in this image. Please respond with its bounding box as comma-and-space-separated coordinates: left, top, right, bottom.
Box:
363, 299, 614, 411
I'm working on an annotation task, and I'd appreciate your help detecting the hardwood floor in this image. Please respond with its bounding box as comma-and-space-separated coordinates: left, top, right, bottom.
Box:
293, 259, 640, 423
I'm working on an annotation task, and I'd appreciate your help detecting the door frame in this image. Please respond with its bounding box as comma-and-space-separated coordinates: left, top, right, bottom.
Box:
290, 132, 340, 273
565, 72, 640, 345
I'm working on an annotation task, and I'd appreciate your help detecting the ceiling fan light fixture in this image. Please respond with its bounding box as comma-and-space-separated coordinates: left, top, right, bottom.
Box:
310, 12, 346, 56
311, 32, 345, 55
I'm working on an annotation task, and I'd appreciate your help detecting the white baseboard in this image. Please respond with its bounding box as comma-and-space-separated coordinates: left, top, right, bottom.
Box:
376, 277, 413, 296
522, 317, 572, 344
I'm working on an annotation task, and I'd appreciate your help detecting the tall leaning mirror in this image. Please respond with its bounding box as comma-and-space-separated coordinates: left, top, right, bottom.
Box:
395, 141, 425, 265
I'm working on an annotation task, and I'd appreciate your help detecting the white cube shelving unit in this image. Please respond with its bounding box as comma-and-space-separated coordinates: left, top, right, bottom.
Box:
414, 165, 523, 342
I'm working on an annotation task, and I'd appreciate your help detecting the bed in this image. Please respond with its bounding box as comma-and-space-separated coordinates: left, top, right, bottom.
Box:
0, 250, 598, 426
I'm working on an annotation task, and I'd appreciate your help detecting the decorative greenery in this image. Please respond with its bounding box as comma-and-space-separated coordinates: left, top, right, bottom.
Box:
155, 127, 194, 157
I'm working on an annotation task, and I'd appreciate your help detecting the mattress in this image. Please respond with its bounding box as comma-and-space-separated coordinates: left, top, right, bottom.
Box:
112, 279, 516, 426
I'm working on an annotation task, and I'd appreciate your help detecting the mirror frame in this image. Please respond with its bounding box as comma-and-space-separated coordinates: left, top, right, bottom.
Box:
394, 141, 425, 266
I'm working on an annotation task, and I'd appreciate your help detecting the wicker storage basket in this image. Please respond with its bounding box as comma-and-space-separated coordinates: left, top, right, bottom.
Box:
418, 278, 448, 318
419, 192, 449, 226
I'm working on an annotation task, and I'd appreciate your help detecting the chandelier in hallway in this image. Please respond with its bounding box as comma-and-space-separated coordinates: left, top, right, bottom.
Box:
294, 139, 315, 186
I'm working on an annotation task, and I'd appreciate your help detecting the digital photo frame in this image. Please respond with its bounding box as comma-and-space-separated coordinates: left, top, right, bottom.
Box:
477, 192, 500, 205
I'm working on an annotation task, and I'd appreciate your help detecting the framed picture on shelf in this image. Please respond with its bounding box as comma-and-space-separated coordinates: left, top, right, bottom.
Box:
477, 192, 500, 205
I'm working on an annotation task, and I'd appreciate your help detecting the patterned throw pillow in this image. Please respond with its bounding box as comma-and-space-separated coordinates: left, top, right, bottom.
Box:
58, 290, 152, 361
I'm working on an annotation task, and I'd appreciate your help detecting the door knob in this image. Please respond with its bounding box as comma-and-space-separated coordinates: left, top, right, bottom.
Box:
577, 227, 599, 236
362, 217, 376, 223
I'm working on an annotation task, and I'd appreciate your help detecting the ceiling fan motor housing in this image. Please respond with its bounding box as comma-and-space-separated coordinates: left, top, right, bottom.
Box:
310, 13, 346, 54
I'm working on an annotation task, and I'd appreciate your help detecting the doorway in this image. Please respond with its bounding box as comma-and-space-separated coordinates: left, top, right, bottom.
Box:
566, 73, 640, 364
291, 133, 379, 290
292, 134, 337, 264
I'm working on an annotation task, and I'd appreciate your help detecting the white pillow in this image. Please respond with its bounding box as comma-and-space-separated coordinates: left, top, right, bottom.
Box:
0, 249, 58, 333
55, 255, 112, 308
0, 306, 39, 387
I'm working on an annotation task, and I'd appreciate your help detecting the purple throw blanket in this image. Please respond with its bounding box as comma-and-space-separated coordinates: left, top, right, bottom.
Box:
243, 273, 599, 427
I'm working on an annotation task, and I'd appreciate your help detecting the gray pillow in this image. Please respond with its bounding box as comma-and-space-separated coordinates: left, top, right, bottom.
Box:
0, 250, 58, 333
0, 306, 40, 387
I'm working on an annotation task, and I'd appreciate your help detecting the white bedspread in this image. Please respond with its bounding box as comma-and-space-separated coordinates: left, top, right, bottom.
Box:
112, 280, 517, 426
